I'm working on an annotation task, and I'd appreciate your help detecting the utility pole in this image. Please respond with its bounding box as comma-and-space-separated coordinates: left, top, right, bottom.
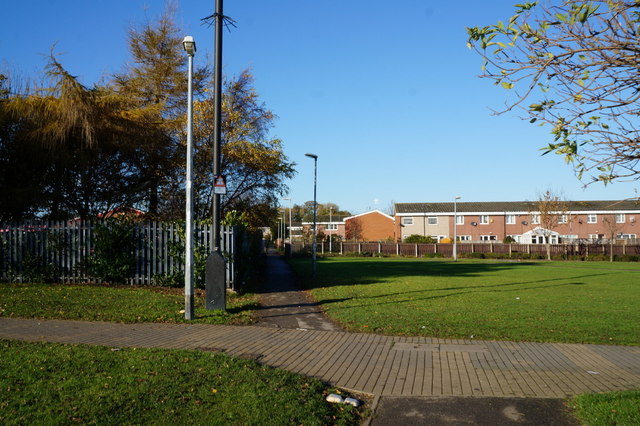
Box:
205, 0, 226, 310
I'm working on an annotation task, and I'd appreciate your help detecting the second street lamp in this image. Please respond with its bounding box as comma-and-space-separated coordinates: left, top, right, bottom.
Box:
305, 153, 318, 277
283, 197, 292, 243
453, 196, 461, 262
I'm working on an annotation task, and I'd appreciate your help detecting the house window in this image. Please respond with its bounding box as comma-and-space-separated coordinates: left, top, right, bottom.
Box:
506, 215, 516, 225
588, 234, 604, 241
558, 214, 568, 224
402, 217, 413, 225
327, 224, 338, 231
531, 214, 540, 224
457, 235, 471, 241
455, 215, 464, 225
480, 235, 497, 241
480, 215, 489, 225
616, 214, 625, 223
617, 233, 636, 239
587, 214, 597, 223
427, 216, 437, 225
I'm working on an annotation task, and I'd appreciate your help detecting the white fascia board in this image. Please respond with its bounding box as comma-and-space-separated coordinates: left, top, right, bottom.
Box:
344, 209, 395, 221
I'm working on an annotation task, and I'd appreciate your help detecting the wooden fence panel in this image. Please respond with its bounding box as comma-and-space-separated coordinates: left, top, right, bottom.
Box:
287, 240, 639, 260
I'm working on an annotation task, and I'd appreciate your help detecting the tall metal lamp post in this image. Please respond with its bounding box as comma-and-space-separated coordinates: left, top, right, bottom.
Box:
182, 36, 196, 320
453, 196, 461, 262
329, 206, 333, 253
305, 153, 318, 277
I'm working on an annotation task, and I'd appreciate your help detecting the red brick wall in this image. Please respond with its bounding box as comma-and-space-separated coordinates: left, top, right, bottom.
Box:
346, 211, 395, 241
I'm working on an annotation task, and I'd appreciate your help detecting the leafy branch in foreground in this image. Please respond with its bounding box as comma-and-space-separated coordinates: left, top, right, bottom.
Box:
467, 0, 640, 184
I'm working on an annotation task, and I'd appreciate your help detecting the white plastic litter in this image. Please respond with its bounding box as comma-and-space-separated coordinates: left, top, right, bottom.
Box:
326, 394, 344, 403
344, 397, 361, 407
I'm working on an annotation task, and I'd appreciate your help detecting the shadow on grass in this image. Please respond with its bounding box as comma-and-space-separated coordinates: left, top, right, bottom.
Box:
288, 258, 618, 311
294, 258, 606, 290
324, 280, 588, 312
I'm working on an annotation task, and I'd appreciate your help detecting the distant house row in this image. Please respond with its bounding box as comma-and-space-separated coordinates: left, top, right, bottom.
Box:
296, 200, 640, 244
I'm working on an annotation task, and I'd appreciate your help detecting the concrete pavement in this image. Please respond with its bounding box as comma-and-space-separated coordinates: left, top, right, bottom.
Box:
1, 317, 639, 399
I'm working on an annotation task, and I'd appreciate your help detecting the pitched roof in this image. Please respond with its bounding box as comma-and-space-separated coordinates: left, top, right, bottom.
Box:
395, 200, 640, 214
344, 210, 394, 221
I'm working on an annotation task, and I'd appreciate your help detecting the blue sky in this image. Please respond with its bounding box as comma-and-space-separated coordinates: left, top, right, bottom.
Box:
2, 0, 638, 214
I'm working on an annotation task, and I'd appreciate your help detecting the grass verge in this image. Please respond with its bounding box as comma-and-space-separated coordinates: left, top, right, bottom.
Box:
570, 390, 640, 426
0, 339, 363, 425
0, 284, 258, 325
288, 257, 640, 345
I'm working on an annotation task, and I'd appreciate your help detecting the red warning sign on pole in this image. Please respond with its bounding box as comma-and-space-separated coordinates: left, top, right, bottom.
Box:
214, 175, 227, 195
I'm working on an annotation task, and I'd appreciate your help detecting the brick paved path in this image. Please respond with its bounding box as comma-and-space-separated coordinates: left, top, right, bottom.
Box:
2, 317, 639, 398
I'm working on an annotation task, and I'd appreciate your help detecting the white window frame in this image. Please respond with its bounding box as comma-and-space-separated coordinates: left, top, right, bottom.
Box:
617, 233, 636, 239
326, 224, 338, 231
480, 215, 489, 225
506, 215, 516, 225
457, 235, 471, 241
558, 214, 568, 224
616, 214, 625, 223
455, 215, 464, 225
480, 235, 497, 241
587, 214, 597, 224
427, 216, 437, 225
531, 214, 540, 224
402, 217, 413, 225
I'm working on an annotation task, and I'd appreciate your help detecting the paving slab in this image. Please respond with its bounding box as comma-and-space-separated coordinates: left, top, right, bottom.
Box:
1, 318, 638, 399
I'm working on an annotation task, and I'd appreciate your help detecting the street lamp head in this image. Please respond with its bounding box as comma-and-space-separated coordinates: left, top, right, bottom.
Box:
182, 36, 196, 56
305, 153, 318, 160
455, 196, 461, 200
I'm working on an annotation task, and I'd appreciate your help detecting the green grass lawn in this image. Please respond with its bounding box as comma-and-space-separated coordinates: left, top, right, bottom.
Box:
289, 257, 640, 345
0, 340, 362, 425
571, 390, 640, 426
0, 284, 258, 325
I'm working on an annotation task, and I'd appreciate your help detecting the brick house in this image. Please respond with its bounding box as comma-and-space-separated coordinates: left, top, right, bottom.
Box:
395, 200, 640, 243
300, 215, 348, 241
344, 210, 396, 242
301, 210, 396, 242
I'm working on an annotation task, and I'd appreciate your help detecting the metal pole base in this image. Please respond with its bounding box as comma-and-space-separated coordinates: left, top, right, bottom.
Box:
205, 251, 226, 310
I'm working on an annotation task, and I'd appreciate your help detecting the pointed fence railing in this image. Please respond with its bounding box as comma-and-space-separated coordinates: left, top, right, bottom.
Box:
0, 220, 239, 287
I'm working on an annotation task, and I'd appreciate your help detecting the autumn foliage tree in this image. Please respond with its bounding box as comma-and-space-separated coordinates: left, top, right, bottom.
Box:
111, 6, 201, 217
189, 70, 295, 225
0, 7, 294, 226
467, 1, 640, 184
2, 58, 150, 220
